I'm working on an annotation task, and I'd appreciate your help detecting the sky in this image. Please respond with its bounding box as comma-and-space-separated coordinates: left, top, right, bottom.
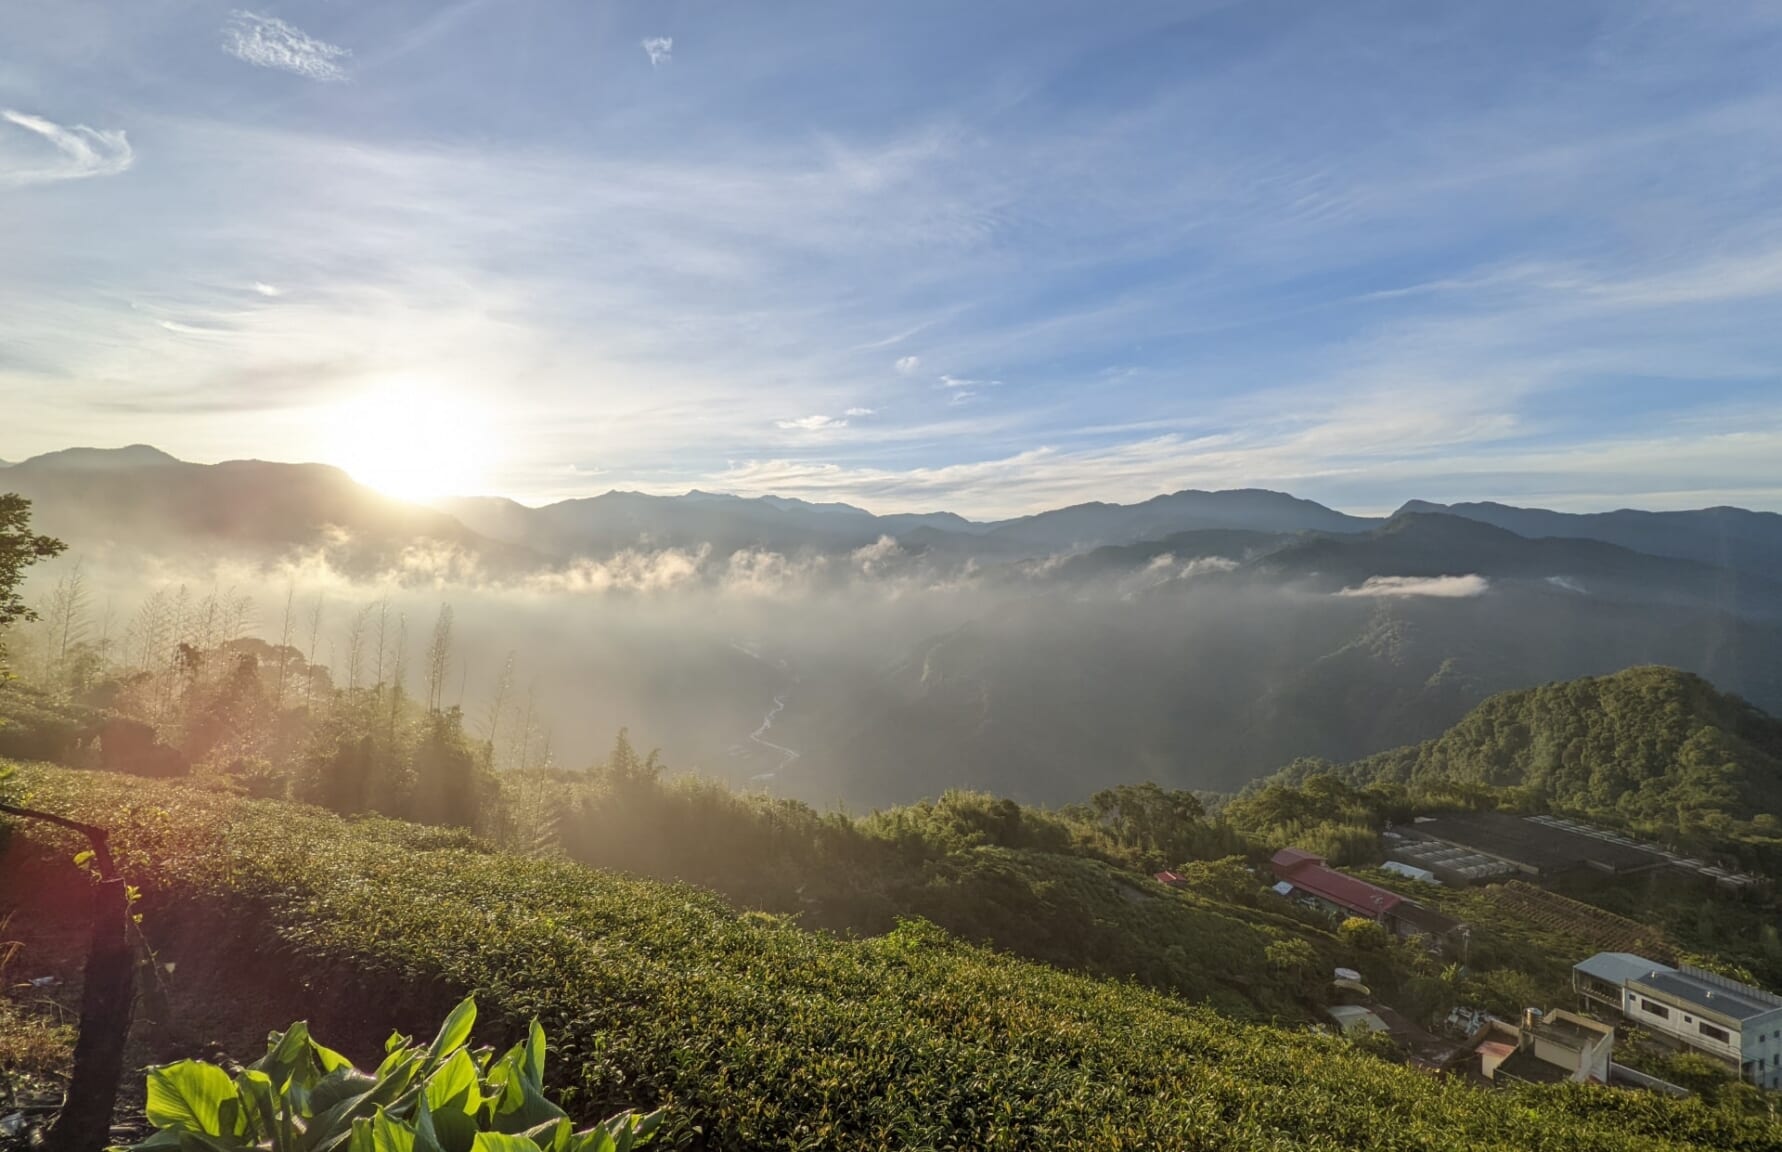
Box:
4, 1, 1782, 519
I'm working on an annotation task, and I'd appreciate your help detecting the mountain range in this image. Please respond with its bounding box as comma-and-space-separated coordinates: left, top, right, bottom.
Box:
8, 444, 1782, 805
8, 445, 1782, 577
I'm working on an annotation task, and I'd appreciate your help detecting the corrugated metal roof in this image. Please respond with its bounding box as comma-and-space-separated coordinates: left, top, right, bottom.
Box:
1574, 951, 1670, 987
1279, 863, 1403, 919
1632, 968, 1782, 1023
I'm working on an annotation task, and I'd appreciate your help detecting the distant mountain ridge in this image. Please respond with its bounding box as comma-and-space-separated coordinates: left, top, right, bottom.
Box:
0, 445, 511, 574
1398, 498, 1782, 578
8, 446, 1782, 584
1254, 512, 1782, 617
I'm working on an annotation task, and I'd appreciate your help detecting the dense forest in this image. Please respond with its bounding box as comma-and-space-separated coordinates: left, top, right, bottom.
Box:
1264, 667, 1782, 870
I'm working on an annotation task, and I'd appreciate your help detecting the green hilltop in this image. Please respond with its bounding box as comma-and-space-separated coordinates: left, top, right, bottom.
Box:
1268, 666, 1782, 867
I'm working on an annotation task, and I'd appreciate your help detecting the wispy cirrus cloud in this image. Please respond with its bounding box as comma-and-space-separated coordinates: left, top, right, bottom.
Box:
642, 37, 673, 68
0, 110, 133, 187
223, 12, 351, 82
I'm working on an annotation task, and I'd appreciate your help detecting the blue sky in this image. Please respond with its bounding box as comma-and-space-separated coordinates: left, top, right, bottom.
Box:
4, 1, 1782, 517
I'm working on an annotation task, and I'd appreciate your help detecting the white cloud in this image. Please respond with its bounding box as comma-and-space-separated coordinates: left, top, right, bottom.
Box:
776, 414, 846, 431
0, 109, 133, 187
223, 12, 350, 82
894, 355, 921, 374
642, 37, 673, 68
1336, 575, 1491, 599
844, 406, 876, 417
252, 282, 283, 297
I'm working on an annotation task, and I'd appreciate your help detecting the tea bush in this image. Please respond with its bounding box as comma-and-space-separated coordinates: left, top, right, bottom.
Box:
9, 763, 1779, 1152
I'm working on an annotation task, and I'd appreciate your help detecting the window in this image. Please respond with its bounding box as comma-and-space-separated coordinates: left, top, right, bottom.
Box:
1639, 998, 1670, 1020
1699, 1022, 1731, 1045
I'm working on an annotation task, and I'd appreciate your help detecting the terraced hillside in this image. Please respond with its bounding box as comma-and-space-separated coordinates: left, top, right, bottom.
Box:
2, 763, 1776, 1151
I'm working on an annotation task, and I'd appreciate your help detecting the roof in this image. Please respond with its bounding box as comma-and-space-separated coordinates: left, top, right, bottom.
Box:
1280, 862, 1403, 919
1153, 870, 1186, 886
1326, 1005, 1388, 1033
1270, 847, 1324, 872
1575, 951, 1672, 987
1407, 811, 1663, 874
1631, 966, 1782, 1024
1495, 1048, 1571, 1085
1531, 1012, 1613, 1051
1381, 860, 1438, 883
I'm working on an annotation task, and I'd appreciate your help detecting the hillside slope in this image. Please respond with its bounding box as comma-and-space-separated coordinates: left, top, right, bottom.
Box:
1286, 667, 1782, 858
3, 763, 1773, 1152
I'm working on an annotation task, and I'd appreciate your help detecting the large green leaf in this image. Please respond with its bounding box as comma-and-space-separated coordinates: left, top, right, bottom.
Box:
469, 1135, 542, 1152
521, 1022, 545, 1088
234, 1068, 297, 1151
484, 1048, 565, 1135
517, 1119, 569, 1152
424, 1048, 482, 1117
372, 1109, 418, 1152
423, 997, 477, 1070
146, 1061, 239, 1137
301, 1058, 419, 1152
409, 1089, 452, 1152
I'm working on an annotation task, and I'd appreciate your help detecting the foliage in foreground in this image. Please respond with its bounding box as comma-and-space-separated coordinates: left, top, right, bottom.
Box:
124, 996, 659, 1152
9, 764, 1781, 1152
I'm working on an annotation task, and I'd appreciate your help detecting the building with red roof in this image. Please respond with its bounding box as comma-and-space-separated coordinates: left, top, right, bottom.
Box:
1271, 848, 1403, 920
1270, 847, 1466, 951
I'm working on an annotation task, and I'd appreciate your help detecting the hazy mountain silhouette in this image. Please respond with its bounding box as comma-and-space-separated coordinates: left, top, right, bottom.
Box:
2, 446, 508, 573
1399, 498, 1782, 579
1255, 512, 1782, 616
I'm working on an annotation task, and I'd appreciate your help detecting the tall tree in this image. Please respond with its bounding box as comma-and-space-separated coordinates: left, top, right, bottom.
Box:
424, 604, 454, 713
344, 602, 373, 693
275, 583, 296, 710
0, 494, 66, 674
304, 593, 325, 713
39, 557, 89, 687
482, 650, 516, 769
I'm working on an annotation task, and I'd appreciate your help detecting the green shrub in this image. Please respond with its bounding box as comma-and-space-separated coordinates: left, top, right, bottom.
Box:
121, 997, 660, 1152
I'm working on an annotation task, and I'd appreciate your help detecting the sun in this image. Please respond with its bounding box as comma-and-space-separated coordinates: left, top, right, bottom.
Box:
327, 381, 490, 502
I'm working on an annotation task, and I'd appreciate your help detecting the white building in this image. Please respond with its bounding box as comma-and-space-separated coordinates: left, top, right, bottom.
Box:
1575, 952, 1782, 1089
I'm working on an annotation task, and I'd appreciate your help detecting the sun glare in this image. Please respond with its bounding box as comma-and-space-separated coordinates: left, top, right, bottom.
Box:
327, 382, 489, 502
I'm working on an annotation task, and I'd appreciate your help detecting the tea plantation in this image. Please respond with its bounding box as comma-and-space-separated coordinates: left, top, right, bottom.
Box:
4, 763, 1777, 1151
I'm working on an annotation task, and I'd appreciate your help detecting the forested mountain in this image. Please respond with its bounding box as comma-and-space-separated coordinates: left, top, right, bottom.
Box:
801, 580, 1782, 806
1274, 666, 1782, 857
1401, 499, 1782, 579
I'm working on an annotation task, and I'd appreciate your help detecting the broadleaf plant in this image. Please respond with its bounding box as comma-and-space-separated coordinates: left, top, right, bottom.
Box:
116, 997, 663, 1152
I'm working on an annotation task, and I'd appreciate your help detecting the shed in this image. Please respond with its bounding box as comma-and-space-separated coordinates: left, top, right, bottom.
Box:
1326, 1005, 1389, 1037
